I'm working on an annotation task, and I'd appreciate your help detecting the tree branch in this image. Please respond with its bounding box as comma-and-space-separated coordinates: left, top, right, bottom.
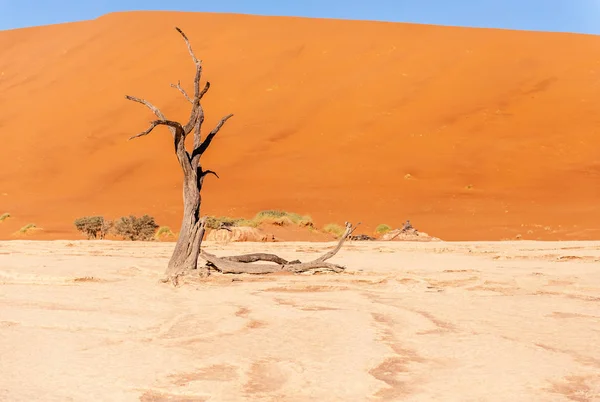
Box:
170, 81, 193, 104
173, 27, 205, 138
171, 28, 219, 156
128, 119, 185, 140
191, 83, 211, 160
192, 106, 205, 153
202, 252, 345, 274
200, 169, 219, 179
175, 27, 203, 101
314, 222, 359, 262
175, 27, 200, 64
129, 120, 161, 140
128, 119, 192, 175
191, 114, 234, 159
126, 88, 194, 177
223, 253, 300, 265
200, 81, 210, 99
125, 95, 167, 120
189, 83, 210, 166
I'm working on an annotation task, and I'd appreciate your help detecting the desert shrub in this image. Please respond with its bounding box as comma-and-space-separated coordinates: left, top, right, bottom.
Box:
204, 211, 313, 230
205, 216, 253, 229
74, 216, 112, 239
323, 223, 345, 238
253, 210, 312, 226
238, 219, 259, 228
101, 219, 114, 238
254, 210, 287, 219
155, 226, 175, 239
19, 223, 37, 234
376, 224, 391, 235
113, 214, 159, 241
0, 213, 10, 222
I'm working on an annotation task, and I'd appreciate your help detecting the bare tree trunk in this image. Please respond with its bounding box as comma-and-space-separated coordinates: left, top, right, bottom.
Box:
165, 178, 202, 278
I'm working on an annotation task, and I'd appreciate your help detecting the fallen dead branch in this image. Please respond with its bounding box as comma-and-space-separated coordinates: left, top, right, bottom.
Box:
200, 222, 359, 275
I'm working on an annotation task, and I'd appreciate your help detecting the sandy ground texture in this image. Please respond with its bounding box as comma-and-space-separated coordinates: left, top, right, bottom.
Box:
1, 11, 600, 241
1, 240, 599, 401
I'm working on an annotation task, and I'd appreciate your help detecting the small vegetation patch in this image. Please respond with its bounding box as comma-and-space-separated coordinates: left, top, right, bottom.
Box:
19, 223, 37, 234
74, 216, 112, 239
0, 213, 10, 222
155, 226, 175, 239
253, 210, 313, 227
376, 224, 392, 235
323, 223, 345, 238
204, 211, 313, 230
114, 215, 159, 241
205, 216, 257, 230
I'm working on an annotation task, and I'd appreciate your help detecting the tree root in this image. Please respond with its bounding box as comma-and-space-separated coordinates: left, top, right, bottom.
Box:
200, 222, 358, 275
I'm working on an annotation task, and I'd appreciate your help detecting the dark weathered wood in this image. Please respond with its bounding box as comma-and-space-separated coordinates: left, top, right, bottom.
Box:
202, 252, 345, 275
129, 119, 184, 140
203, 252, 286, 274
191, 114, 234, 159
201, 222, 356, 275
224, 253, 301, 265
199, 82, 210, 99
287, 261, 345, 273
126, 27, 233, 285
199, 169, 219, 179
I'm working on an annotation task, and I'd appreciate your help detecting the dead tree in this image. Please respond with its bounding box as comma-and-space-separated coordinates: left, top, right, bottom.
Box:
126, 27, 231, 281
126, 27, 355, 285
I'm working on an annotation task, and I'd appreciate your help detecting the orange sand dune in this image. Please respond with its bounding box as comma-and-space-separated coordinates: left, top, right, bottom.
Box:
0, 11, 599, 241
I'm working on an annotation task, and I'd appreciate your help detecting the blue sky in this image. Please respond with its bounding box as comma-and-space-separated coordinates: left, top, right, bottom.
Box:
1, 0, 599, 34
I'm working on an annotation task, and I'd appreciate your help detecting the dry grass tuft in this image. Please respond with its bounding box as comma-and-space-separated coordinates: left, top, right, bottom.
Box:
323, 223, 345, 238
376, 224, 391, 234
155, 226, 175, 239
19, 223, 37, 234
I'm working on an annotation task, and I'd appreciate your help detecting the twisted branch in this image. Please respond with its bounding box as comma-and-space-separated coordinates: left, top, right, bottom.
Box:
128, 119, 184, 140
125, 95, 167, 120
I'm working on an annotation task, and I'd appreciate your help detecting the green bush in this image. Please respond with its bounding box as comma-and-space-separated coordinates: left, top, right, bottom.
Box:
0, 213, 10, 222
253, 210, 312, 226
323, 223, 345, 238
19, 223, 37, 234
74, 216, 112, 239
113, 215, 159, 241
155, 226, 175, 239
205, 216, 256, 230
375, 224, 391, 234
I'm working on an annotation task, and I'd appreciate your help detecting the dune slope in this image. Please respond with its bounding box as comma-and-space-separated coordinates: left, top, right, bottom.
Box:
0, 11, 599, 240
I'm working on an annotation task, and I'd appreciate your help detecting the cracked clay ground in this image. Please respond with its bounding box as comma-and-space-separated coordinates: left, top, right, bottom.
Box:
1, 240, 599, 401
